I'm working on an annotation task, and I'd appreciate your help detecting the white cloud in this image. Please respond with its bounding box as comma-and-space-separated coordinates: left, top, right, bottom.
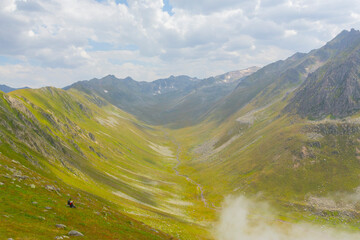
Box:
0, 0, 360, 87
284, 29, 297, 37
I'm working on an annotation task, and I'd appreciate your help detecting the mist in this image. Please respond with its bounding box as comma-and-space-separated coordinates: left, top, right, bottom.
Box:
215, 195, 360, 240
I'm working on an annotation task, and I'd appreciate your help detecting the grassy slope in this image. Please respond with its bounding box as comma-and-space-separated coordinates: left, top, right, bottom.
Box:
0, 88, 213, 239
169, 79, 360, 231
0, 153, 172, 240
4, 35, 360, 238
163, 35, 360, 231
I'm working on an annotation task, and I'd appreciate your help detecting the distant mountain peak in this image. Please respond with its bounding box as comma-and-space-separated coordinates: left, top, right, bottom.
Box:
214, 66, 260, 83
331, 28, 360, 41
286, 29, 360, 119
323, 28, 360, 50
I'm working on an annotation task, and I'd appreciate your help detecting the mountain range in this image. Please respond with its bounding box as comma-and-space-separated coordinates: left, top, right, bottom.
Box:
64, 66, 259, 127
2, 29, 360, 239
0, 84, 29, 93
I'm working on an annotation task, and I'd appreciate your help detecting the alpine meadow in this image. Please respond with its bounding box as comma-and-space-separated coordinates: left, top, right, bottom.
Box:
2, 1, 360, 240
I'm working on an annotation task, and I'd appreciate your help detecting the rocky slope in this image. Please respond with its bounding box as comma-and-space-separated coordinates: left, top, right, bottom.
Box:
286, 29, 360, 118
208, 30, 360, 124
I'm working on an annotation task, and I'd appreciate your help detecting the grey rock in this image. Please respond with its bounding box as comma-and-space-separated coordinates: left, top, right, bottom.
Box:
13, 173, 28, 180
56, 224, 67, 229
56, 236, 69, 239
45, 206, 52, 210
32, 201, 38, 205
55, 236, 69, 240
68, 230, 84, 236
45, 185, 56, 191
286, 39, 360, 119
30, 184, 36, 188
0, 182, 4, 186
45, 185, 60, 193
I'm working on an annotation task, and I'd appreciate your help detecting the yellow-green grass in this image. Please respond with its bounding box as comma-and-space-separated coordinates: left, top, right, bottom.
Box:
2, 88, 214, 239
166, 86, 360, 231
3, 75, 360, 240
0, 154, 172, 240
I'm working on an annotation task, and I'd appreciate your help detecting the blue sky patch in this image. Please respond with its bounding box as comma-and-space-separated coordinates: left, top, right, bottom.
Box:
88, 39, 139, 52
162, 0, 173, 15
0, 56, 23, 65
95, 0, 128, 6
88, 39, 115, 51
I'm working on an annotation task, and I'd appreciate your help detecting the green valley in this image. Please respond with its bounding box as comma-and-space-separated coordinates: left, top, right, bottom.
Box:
2, 29, 360, 239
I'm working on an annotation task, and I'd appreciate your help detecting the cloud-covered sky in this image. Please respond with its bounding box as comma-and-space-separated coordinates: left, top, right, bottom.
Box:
0, 0, 360, 87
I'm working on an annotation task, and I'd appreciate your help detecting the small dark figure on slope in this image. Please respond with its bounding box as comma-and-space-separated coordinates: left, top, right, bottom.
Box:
67, 198, 76, 208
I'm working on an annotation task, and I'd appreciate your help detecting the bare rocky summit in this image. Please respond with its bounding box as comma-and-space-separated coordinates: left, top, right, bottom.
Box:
286, 29, 360, 118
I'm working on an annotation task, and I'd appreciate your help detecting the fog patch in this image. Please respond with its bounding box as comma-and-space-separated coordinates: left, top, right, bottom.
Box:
216, 195, 360, 240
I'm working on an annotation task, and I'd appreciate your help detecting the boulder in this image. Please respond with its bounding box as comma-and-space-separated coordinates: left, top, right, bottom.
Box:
54, 236, 69, 240
56, 224, 67, 229
68, 230, 84, 236
45, 185, 60, 192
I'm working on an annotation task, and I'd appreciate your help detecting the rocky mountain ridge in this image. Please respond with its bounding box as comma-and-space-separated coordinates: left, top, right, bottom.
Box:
286, 29, 360, 118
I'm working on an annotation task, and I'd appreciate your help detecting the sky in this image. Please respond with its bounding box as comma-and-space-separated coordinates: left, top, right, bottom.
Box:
0, 0, 360, 88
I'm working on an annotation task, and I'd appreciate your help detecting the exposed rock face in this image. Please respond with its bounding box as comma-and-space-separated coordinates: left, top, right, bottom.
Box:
286, 29, 360, 119
309, 123, 360, 135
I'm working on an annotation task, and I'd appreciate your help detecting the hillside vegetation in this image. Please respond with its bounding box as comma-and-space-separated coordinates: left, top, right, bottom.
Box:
168, 29, 360, 232
0, 88, 213, 239
2, 29, 360, 239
